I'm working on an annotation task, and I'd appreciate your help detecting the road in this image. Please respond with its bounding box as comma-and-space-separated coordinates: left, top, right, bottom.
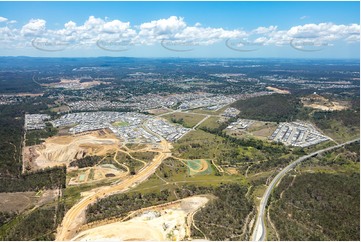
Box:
56, 139, 172, 241
251, 138, 360, 241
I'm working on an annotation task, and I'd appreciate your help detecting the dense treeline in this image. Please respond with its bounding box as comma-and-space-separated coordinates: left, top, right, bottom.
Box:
69, 156, 102, 168
177, 184, 253, 240
0, 166, 66, 193
0, 203, 65, 241
0, 212, 16, 227
25, 123, 58, 146
270, 172, 360, 241
231, 94, 302, 122
0, 101, 51, 178
86, 190, 171, 222
0, 118, 23, 178
313, 108, 360, 131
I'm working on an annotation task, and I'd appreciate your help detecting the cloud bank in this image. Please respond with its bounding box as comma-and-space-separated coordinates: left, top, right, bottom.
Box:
0, 15, 359, 51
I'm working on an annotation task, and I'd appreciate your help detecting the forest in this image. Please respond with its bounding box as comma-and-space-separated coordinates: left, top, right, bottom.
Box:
231, 94, 302, 122
0, 202, 65, 241
178, 184, 253, 241
86, 190, 171, 223
269, 172, 359, 241
0, 166, 66, 193
69, 156, 102, 168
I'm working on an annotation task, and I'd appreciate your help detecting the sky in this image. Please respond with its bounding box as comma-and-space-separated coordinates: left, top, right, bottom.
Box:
0, 1, 359, 58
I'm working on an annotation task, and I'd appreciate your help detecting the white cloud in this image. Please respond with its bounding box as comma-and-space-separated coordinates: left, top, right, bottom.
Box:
0, 16, 359, 51
102, 20, 130, 33
0, 16, 8, 22
21, 19, 46, 36
253, 26, 277, 34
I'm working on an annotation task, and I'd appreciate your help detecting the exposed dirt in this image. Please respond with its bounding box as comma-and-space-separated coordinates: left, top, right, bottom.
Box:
146, 108, 171, 115
0, 192, 36, 213
266, 86, 290, 94
23, 131, 121, 171
301, 94, 349, 111
72, 196, 209, 241
226, 167, 239, 175
41, 78, 108, 89
56, 140, 173, 241
0, 189, 59, 213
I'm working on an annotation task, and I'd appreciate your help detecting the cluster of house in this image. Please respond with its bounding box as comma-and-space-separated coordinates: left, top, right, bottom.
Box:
50, 111, 189, 144
269, 122, 329, 147
25, 114, 51, 130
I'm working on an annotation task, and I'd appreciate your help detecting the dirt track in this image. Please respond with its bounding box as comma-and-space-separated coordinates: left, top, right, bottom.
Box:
71, 196, 209, 241
56, 140, 172, 241
24, 131, 120, 171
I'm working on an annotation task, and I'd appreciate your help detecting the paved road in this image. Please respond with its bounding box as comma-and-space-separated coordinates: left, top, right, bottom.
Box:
251, 138, 360, 241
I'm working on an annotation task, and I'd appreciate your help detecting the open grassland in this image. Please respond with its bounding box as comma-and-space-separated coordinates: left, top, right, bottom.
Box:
163, 112, 206, 128
190, 104, 230, 115
197, 116, 223, 130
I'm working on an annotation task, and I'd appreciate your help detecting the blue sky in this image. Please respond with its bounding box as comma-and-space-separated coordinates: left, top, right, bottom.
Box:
0, 1, 359, 58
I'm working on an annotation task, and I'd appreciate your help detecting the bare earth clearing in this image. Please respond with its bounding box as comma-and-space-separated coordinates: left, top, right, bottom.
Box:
72, 196, 209, 241
301, 94, 349, 111
56, 140, 172, 241
0, 190, 59, 213
23, 131, 120, 171
266, 86, 290, 94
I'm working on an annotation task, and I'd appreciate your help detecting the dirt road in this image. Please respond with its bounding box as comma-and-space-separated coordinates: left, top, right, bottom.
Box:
56, 140, 172, 241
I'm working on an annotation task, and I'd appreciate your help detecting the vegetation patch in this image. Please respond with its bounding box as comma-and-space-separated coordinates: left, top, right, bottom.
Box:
25, 123, 58, 146
112, 121, 129, 127
269, 143, 360, 241
0, 166, 66, 193
69, 155, 102, 168
231, 94, 302, 122
163, 112, 205, 128
269, 172, 359, 241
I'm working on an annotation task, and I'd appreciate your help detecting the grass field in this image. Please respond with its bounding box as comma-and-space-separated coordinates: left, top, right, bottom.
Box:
197, 116, 223, 129
191, 104, 230, 115
112, 121, 129, 127
162, 112, 205, 128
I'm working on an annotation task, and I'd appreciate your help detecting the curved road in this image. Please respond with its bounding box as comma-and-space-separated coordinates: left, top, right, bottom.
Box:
56, 140, 171, 241
251, 138, 359, 241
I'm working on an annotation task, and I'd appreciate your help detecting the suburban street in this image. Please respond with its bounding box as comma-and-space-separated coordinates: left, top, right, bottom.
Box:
251, 138, 360, 241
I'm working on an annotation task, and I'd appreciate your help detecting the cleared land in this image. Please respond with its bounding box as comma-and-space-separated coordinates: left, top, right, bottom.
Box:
266, 86, 290, 94
0, 190, 60, 212
301, 94, 349, 111
72, 196, 209, 241
226, 120, 278, 140
23, 130, 120, 171
56, 140, 172, 241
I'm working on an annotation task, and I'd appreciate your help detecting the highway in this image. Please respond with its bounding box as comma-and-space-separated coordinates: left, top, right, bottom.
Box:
251, 138, 360, 241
